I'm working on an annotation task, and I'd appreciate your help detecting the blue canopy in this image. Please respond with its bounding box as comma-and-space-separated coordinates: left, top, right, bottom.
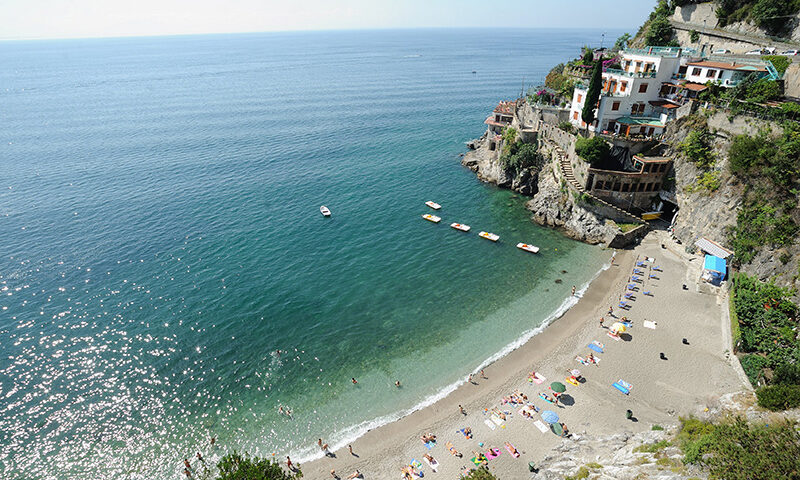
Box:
540, 410, 559, 424
704, 255, 727, 274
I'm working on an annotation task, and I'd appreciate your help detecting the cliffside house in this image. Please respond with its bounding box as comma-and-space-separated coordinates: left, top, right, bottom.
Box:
485, 100, 516, 151
582, 153, 673, 211
683, 59, 768, 87
569, 46, 684, 137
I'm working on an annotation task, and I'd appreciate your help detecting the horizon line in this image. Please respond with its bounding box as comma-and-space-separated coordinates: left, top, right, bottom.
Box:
0, 25, 635, 43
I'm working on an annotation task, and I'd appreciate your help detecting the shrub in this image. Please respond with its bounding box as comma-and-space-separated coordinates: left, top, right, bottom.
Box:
740, 354, 769, 386
756, 384, 800, 410
634, 440, 671, 453
729, 201, 798, 263
752, 0, 791, 35
679, 128, 715, 169
575, 136, 610, 166
501, 142, 539, 173
686, 171, 721, 193
214, 451, 302, 480
613, 33, 631, 51
462, 466, 498, 480
746, 78, 782, 103
557, 121, 574, 133
773, 363, 800, 385
651, 424, 664, 431
689, 29, 700, 42
728, 134, 762, 175
762, 55, 791, 76
565, 466, 590, 480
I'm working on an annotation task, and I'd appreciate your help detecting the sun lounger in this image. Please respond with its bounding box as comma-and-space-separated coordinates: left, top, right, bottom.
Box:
636, 261, 646, 267
587, 342, 604, 354
653, 266, 662, 272
505, 443, 521, 458
624, 292, 633, 299
643, 320, 657, 329
612, 382, 629, 395
483, 419, 496, 430
627, 283, 637, 290
633, 269, 644, 275
618, 301, 629, 308
533, 420, 548, 433
485, 448, 501, 460
644, 290, 652, 296
423, 456, 439, 472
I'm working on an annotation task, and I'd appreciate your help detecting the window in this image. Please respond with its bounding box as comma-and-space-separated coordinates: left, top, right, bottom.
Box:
706, 69, 717, 78
654, 183, 661, 191
622, 183, 629, 192
638, 183, 646, 192
692, 67, 701, 76
573, 111, 578, 120
645, 183, 653, 191
577, 93, 582, 103
612, 101, 620, 111
612, 182, 621, 191
620, 82, 627, 92
638, 83, 648, 93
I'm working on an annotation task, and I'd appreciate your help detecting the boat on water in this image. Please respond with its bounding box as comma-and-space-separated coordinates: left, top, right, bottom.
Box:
422, 214, 441, 223
425, 201, 441, 210
517, 242, 540, 254
478, 231, 499, 242
450, 223, 470, 232
320, 206, 331, 217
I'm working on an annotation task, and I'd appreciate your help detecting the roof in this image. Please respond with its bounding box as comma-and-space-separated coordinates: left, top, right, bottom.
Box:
704, 254, 727, 274
484, 115, 508, 127
687, 60, 766, 72
680, 82, 708, 92
695, 237, 733, 259
649, 100, 680, 109
615, 116, 665, 127
493, 101, 516, 115
634, 155, 671, 163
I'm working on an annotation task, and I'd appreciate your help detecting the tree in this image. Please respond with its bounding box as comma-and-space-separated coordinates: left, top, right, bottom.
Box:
214, 451, 302, 480
582, 46, 594, 65
575, 137, 610, 166
689, 29, 700, 43
462, 466, 499, 479
581, 59, 602, 126
613, 33, 631, 51
752, 0, 787, 35
644, 16, 678, 46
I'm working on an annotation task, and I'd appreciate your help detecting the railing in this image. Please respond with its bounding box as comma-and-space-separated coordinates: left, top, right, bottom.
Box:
623, 46, 681, 58
605, 68, 657, 78
670, 73, 686, 80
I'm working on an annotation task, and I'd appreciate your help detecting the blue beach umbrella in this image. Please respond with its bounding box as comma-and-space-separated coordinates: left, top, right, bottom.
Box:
541, 410, 559, 424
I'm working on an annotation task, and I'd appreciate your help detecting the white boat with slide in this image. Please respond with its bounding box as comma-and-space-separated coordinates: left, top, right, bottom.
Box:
516, 242, 540, 253
450, 223, 470, 232
320, 206, 331, 217
478, 231, 499, 242
425, 201, 441, 210
422, 214, 441, 223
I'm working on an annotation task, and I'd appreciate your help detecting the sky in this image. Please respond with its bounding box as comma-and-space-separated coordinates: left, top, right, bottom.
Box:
1, 0, 658, 40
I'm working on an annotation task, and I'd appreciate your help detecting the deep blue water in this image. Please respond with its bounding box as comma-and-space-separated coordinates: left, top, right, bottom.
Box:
0, 29, 620, 479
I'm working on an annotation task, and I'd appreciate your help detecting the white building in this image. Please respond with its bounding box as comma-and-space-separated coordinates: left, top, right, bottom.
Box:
569, 46, 685, 136
683, 59, 767, 87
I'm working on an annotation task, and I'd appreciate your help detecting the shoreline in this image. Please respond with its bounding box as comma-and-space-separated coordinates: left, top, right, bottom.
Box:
301, 231, 746, 478
292, 251, 614, 464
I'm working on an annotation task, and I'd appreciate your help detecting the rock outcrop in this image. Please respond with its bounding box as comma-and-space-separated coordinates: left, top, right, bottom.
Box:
461, 133, 539, 196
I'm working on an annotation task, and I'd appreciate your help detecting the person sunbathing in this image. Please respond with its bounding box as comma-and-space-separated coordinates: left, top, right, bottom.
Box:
346, 470, 362, 479
539, 392, 554, 403
420, 434, 433, 443
587, 353, 597, 364
463, 426, 472, 439
504, 442, 519, 456
446, 441, 463, 457
423, 453, 437, 465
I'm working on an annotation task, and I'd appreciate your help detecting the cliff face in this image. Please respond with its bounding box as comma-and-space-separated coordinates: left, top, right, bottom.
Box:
461, 134, 538, 196
664, 113, 800, 289
672, 2, 800, 45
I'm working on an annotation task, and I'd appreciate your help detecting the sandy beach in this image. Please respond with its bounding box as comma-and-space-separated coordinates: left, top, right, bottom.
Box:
300, 230, 748, 479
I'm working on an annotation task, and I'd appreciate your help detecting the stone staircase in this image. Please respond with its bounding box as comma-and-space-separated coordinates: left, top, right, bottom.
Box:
545, 138, 648, 225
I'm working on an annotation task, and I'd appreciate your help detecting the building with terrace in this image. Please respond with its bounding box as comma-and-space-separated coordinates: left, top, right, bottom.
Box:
582, 153, 673, 210
684, 59, 768, 87
484, 100, 516, 151
569, 46, 685, 136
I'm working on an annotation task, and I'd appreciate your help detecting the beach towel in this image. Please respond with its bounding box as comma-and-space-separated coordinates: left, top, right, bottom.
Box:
410, 459, 422, 469
643, 320, 657, 329
566, 376, 578, 386
538, 392, 554, 404
619, 379, 632, 390
483, 419, 496, 431
612, 382, 629, 395
528, 372, 546, 384
575, 355, 589, 365
491, 414, 504, 426
587, 343, 603, 353
470, 456, 486, 466
533, 420, 549, 433
424, 441, 436, 450
485, 448, 501, 460
607, 332, 621, 341
423, 457, 438, 472
505, 444, 520, 458
621, 321, 632, 328
459, 428, 472, 439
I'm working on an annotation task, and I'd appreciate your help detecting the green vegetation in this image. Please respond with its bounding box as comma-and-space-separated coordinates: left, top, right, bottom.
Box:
462, 466, 498, 480
544, 63, 576, 99
584, 462, 603, 470
678, 128, 716, 169
729, 273, 800, 409
651, 424, 664, 431
575, 136, 610, 166
615, 222, 640, 233
557, 121, 574, 133
581, 59, 603, 126
633, 440, 671, 453
213, 452, 302, 480
729, 201, 797, 263
762, 55, 791, 76
643, 1, 678, 47
612, 33, 631, 51
685, 170, 722, 193
564, 466, 589, 480
500, 142, 539, 174
716, 0, 800, 36
582, 47, 594, 65
676, 416, 800, 479
689, 29, 700, 43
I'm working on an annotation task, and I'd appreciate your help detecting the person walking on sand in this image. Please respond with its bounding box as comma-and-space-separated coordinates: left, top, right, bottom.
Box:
480, 369, 487, 379
286, 456, 293, 470
468, 373, 474, 384
608, 305, 614, 317
348, 444, 354, 455
318, 438, 324, 450
459, 404, 466, 415
599, 317, 605, 328
331, 469, 339, 479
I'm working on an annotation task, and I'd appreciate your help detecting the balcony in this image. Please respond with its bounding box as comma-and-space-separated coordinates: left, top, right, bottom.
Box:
605, 68, 657, 79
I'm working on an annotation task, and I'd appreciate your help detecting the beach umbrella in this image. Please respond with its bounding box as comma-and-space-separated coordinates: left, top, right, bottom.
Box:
540, 410, 559, 424
551, 422, 564, 435
610, 322, 627, 334
550, 382, 566, 393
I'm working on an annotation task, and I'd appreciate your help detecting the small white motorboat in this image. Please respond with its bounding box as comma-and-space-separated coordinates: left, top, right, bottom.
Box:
517, 242, 540, 254
422, 214, 441, 223
478, 231, 499, 242
320, 206, 331, 217
450, 223, 470, 232
425, 201, 441, 210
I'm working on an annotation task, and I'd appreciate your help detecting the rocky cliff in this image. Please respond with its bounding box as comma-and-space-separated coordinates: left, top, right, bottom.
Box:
461, 133, 539, 196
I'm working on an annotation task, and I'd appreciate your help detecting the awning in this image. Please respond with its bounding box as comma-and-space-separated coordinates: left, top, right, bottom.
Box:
649, 100, 680, 109
695, 237, 733, 259
704, 255, 727, 274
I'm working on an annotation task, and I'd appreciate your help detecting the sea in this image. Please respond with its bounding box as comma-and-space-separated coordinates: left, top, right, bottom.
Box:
0, 28, 624, 479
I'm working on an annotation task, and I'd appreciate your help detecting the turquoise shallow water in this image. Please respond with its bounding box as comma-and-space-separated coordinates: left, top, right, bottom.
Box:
0, 29, 621, 479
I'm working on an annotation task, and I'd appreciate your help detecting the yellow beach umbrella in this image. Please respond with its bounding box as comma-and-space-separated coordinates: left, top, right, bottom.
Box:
610, 322, 627, 334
